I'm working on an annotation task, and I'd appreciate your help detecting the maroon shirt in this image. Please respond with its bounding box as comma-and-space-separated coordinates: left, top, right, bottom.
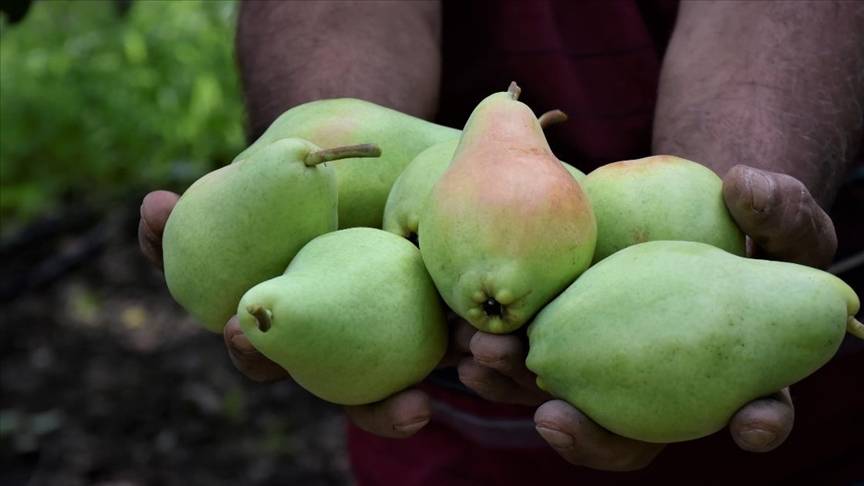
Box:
436, 0, 678, 170
351, 1, 864, 484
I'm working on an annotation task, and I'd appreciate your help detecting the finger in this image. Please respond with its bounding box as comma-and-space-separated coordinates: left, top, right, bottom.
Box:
452, 313, 476, 353
729, 388, 794, 452
344, 388, 432, 439
223, 316, 289, 382
469, 331, 540, 389
534, 400, 665, 472
457, 357, 548, 406
722, 165, 836, 268
438, 314, 476, 368
138, 190, 180, 269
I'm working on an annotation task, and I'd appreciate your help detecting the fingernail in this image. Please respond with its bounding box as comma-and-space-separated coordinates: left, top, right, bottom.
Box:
393, 418, 429, 435
536, 426, 574, 448
739, 428, 776, 449
745, 168, 773, 213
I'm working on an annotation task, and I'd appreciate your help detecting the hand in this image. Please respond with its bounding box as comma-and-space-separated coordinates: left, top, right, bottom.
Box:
722, 165, 837, 268
457, 323, 795, 471
461, 165, 828, 470
464, 316, 794, 471
533, 389, 794, 471
139, 190, 435, 438
449, 318, 551, 407
138, 190, 179, 270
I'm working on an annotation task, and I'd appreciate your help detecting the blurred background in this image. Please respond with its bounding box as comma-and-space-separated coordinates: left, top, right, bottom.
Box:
3, 1, 864, 486
1, 1, 351, 484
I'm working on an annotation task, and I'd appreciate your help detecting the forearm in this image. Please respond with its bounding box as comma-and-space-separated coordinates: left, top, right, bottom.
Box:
236, 0, 442, 138
653, 1, 864, 206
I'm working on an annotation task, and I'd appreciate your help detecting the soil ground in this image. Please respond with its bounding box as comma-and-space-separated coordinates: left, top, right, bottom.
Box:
0, 199, 352, 486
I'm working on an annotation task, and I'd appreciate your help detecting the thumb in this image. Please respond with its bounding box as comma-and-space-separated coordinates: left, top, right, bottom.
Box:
138, 190, 179, 269
722, 165, 836, 269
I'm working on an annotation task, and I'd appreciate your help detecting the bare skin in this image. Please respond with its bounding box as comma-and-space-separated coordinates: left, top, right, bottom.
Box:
139, 0, 862, 472
653, 1, 864, 209
236, 0, 442, 139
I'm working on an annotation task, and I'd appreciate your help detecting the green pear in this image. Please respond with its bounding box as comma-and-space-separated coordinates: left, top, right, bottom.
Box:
163, 139, 380, 332
382, 139, 457, 245
420, 83, 597, 334
526, 240, 863, 443
237, 228, 448, 405
383, 110, 585, 244
236, 99, 459, 229
582, 155, 746, 262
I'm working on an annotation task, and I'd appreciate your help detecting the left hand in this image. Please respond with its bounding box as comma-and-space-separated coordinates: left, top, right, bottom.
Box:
457, 165, 833, 470
140, 190, 437, 439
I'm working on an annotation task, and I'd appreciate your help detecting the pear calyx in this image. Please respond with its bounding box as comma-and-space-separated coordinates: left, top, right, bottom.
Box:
848, 316, 864, 339
304, 143, 382, 167
482, 298, 503, 317
247, 304, 273, 332
538, 109, 568, 129
507, 81, 521, 101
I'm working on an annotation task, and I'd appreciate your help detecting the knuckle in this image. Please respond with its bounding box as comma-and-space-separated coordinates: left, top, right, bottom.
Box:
457, 361, 508, 401
471, 334, 522, 365
457, 359, 492, 388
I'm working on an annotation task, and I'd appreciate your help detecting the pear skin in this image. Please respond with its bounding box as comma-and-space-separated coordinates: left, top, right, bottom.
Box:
383, 138, 458, 245
383, 111, 585, 245
237, 228, 448, 405
163, 139, 379, 332
583, 155, 745, 262
236, 99, 459, 229
420, 83, 597, 334
527, 240, 861, 443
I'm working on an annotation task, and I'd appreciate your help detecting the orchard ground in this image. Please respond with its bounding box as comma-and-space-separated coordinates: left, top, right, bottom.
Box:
0, 199, 352, 486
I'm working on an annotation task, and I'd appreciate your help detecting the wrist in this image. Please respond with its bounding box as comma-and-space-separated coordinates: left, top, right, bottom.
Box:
652, 93, 847, 208
237, 1, 442, 138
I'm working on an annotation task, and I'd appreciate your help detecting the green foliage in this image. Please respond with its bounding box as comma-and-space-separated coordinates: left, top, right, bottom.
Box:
0, 0, 245, 224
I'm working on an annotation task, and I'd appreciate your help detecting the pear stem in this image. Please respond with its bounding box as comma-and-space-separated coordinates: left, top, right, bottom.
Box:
247, 304, 272, 332
507, 81, 521, 101
847, 316, 864, 340
538, 109, 568, 129
304, 143, 381, 167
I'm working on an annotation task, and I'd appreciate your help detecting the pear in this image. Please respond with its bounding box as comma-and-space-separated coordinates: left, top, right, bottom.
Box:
236, 99, 459, 229
383, 110, 585, 245
383, 139, 457, 245
583, 155, 746, 262
526, 240, 863, 443
237, 228, 448, 405
420, 83, 597, 334
163, 139, 380, 332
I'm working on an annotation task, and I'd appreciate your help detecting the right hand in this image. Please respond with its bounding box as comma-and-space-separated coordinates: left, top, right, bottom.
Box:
139, 190, 440, 438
